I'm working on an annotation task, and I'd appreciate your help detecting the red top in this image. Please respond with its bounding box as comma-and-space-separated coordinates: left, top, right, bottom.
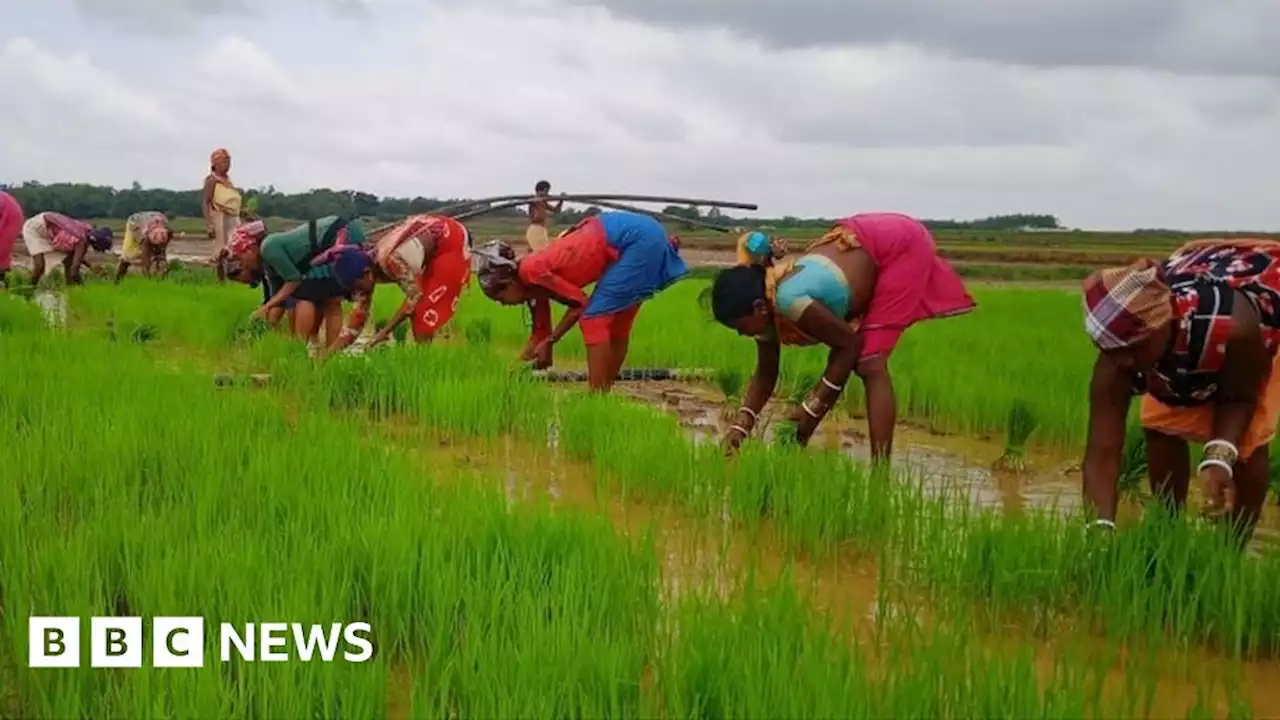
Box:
517, 217, 616, 307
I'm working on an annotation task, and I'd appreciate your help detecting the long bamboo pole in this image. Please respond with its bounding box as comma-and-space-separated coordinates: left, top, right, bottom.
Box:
433, 193, 758, 216
451, 197, 735, 233
369, 193, 750, 237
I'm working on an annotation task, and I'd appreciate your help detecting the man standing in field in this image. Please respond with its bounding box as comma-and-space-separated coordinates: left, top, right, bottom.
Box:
525, 180, 563, 253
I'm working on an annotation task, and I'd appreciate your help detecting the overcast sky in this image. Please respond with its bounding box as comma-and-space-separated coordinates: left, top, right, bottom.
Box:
1, 0, 1277, 230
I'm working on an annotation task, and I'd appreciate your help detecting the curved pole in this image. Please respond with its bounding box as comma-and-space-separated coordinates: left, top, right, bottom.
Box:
435, 193, 758, 216
368, 193, 752, 236
582, 199, 736, 233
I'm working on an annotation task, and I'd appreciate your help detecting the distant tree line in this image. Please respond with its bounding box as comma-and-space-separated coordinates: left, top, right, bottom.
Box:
0, 181, 1061, 230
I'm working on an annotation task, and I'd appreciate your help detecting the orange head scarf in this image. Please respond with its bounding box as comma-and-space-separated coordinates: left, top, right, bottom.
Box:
210, 149, 231, 181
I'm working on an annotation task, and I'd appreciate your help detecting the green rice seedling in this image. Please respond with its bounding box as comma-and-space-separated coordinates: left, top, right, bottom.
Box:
391, 319, 409, 345
3, 265, 33, 288
714, 367, 745, 421
0, 293, 45, 335
785, 372, 819, 405
233, 316, 271, 344
992, 400, 1037, 473
131, 323, 158, 344
1, 323, 663, 717
1119, 421, 1149, 497
42, 282, 1280, 678
464, 317, 493, 346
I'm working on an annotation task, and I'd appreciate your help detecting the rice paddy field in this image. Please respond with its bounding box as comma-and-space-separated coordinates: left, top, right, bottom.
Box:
5, 265, 1280, 718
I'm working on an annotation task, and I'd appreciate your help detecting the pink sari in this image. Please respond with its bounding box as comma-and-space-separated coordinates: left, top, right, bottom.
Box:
0, 191, 23, 272
837, 213, 976, 358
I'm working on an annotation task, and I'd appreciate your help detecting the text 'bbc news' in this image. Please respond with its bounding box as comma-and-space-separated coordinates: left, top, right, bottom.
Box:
28, 617, 374, 668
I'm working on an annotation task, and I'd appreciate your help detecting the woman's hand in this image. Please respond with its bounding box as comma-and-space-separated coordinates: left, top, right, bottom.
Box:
251, 306, 269, 321
1199, 464, 1236, 518
788, 384, 838, 446
530, 339, 553, 369
722, 429, 746, 457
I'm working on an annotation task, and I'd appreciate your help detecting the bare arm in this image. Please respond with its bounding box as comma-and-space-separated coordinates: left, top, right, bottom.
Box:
1211, 295, 1267, 451
724, 339, 780, 452
743, 339, 781, 414
1082, 353, 1134, 522
790, 303, 863, 446
328, 290, 373, 353
370, 247, 434, 346
546, 305, 586, 346
201, 176, 216, 228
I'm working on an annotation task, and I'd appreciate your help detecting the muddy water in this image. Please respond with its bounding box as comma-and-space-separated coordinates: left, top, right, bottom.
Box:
616, 380, 1280, 551
367, 417, 1280, 718
380, 418, 882, 617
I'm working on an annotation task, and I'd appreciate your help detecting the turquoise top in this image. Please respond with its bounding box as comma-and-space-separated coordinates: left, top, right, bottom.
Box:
260, 216, 367, 282
773, 255, 852, 322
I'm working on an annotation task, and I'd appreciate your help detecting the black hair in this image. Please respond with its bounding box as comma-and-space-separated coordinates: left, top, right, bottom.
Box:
710, 265, 767, 326
535, 180, 551, 192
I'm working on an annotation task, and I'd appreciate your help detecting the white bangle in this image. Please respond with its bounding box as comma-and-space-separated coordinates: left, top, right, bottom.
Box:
728, 425, 750, 438
801, 401, 821, 419
738, 406, 758, 421
1197, 458, 1234, 477
1090, 519, 1116, 530
821, 376, 843, 392
1204, 439, 1239, 456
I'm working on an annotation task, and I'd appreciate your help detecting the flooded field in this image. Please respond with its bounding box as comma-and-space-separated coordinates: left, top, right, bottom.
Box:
375, 414, 1280, 719
7, 278, 1280, 717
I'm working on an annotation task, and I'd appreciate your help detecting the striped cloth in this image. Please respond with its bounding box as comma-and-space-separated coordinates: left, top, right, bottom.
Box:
1081, 259, 1173, 350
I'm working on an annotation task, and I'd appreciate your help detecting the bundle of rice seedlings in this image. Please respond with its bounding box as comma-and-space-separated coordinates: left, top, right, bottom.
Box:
715, 368, 744, 421
233, 317, 270, 344
993, 400, 1037, 473
465, 317, 493, 345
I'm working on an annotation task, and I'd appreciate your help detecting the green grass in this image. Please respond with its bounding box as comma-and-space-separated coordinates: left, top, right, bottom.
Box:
5, 276, 1280, 716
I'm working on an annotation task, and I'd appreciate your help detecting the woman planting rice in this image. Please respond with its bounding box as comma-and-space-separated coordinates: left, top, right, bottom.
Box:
475, 209, 689, 392
222, 220, 294, 327
0, 190, 23, 288
1080, 239, 1280, 545
709, 213, 976, 458
21, 211, 113, 286
317, 213, 473, 356
224, 215, 368, 341
114, 211, 173, 282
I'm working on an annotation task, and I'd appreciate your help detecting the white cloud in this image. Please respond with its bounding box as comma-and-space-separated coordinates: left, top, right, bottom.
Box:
3, 1, 1279, 230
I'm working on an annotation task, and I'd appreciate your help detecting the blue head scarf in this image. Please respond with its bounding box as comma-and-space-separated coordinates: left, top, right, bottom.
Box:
330, 246, 373, 289
88, 226, 113, 252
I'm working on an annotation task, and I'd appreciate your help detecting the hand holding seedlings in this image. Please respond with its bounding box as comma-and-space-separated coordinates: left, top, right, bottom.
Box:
1198, 444, 1238, 519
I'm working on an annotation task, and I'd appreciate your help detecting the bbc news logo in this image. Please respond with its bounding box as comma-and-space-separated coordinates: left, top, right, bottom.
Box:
29, 617, 374, 668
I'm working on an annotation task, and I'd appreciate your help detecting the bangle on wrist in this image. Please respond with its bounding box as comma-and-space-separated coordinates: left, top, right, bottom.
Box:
1196, 458, 1234, 477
